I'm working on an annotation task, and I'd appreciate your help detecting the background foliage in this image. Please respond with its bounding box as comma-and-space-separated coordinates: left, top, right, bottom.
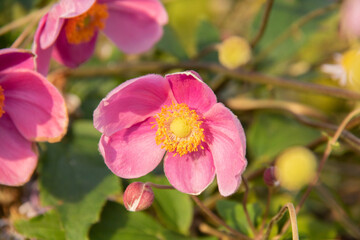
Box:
1, 0, 360, 239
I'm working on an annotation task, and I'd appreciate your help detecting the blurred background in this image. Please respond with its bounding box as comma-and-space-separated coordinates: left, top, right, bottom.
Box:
1, 0, 359, 239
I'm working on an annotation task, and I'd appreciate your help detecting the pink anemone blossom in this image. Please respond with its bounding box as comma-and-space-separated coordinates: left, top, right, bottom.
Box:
340, 0, 360, 39
93, 71, 247, 196
33, 0, 168, 75
0, 48, 68, 186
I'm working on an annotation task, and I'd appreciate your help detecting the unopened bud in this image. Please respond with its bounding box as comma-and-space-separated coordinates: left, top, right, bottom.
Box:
275, 146, 317, 191
263, 167, 279, 187
218, 36, 252, 69
123, 182, 154, 212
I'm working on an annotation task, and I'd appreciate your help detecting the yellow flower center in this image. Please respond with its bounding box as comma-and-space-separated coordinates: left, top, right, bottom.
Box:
0, 86, 5, 118
154, 103, 205, 156
341, 49, 360, 88
170, 118, 191, 138
64, 2, 108, 44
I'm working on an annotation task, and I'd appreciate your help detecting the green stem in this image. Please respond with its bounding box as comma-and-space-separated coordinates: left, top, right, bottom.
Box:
191, 195, 251, 240
264, 203, 298, 240
60, 61, 360, 101
251, 0, 275, 48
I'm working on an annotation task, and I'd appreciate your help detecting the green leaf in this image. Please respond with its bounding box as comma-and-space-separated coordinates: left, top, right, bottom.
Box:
165, 0, 210, 56
15, 211, 66, 240
195, 20, 220, 62
39, 120, 120, 240
90, 201, 213, 240
90, 201, 164, 240
157, 25, 189, 60
216, 200, 262, 237
137, 175, 194, 235
295, 215, 337, 240
252, 0, 335, 73
247, 113, 320, 164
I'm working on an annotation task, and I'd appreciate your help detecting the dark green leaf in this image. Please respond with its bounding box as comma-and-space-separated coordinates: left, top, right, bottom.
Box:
15, 211, 66, 240
216, 200, 262, 237
137, 175, 194, 235
247, 113, 320, 164
39, 120, 120, 240
157, 25, 189, 60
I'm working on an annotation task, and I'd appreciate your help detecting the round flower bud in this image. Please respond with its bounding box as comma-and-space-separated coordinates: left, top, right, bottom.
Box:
275, 146, 317, 191
123, 182, 154, 212
263, 166, 279, 187
218, 36, 252, 69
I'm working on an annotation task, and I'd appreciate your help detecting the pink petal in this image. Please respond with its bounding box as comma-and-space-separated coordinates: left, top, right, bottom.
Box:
0, 115, 37, 186
166, 71, 217, 114
33, 14, 54, 76
99, 118, 165, 178
39, 4, 65, 49
164, 146, 215, 195
340, 0, 360, 38
1, 69, 68, 142
93, 74, 172, 136
203, 103, 247, 196
52, 25, 97, 68
99, 0, 168, 25
0, 48, 34, 72
102, 7, 164, 54
58, 0, 95, 18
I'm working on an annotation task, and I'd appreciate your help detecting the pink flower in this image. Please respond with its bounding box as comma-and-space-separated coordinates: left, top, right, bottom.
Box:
93, 71, 247, 196
33, 0, 168, 75
0, 48, 68, 186
340, 0, 360, 39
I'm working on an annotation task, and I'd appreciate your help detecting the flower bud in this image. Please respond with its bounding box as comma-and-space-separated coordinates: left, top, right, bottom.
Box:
263, 166, 279, 187
218, 36, 252, 69
123, 182, 154, 212
275, 146, 317, 191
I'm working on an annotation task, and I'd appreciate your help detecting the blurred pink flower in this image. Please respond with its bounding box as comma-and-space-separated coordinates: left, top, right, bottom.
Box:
340, 0, 360, 39
0, 48, 68, 186
93, 71, 247, 196
33, 0, 168, 75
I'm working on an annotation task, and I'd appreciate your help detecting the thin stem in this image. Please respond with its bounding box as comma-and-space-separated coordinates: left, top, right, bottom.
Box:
277, 107, 360, 237
315, 185, 360, 239
10, 16, 38, 48
264, 203, 298, 240
199, 223, 237, 240
60, 61, 360, 101
0, 6, 50, 36
242, 176, 257, 235
227, 97, 360, 153
254, 2, 339, 63
191, 195, 251, 240
251, 0, 275, 48
145, 182, 175, 190
259, 187, 273, 234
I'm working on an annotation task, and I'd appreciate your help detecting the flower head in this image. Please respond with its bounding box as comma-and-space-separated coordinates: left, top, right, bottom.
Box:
321, 48, 360, 90
94, 71, 247, 196
0, 48, 68, 186
33, 0, 168, 75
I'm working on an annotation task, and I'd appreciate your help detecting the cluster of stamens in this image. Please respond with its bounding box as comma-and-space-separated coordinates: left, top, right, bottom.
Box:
0, 86, 5, 118
154, 103, 205, 156
65, 2, 108, 44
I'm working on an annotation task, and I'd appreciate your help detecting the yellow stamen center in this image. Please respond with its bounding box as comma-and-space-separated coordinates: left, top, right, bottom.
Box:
170, 118, 191, 138
154, 103, 205, 156
64, 2, 108, 44
0, 86, 5, 118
